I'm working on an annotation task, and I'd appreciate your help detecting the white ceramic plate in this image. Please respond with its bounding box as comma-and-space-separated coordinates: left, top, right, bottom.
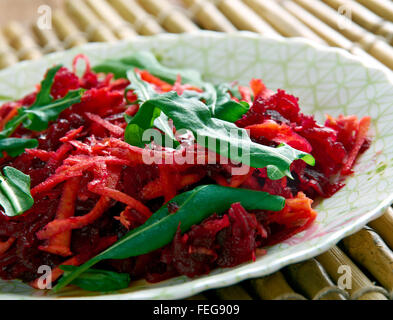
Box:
0, 31, 393, 300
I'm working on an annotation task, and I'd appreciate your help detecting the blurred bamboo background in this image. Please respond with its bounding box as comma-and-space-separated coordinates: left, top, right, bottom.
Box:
0, 0, 392, 300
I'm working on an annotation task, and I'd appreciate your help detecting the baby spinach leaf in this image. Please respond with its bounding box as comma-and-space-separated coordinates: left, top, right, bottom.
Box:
93, 51, 203, 85
125, 70, 178, 147
53, 185, 285, 292
124, 114, 133, 124
22, 89, 83, 131
125, 90, 314, 180
175, 82, 249, 122
59, 266, 130, 292
214, 83, 249, 122
0, 166, 34, 217
97, 52, 247, 123
34, 65, 62, 106
180, 82, 217, 108
0, 138, 38, 158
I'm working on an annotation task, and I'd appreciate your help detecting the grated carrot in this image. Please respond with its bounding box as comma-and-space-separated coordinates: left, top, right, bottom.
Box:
38, 177, 81, 257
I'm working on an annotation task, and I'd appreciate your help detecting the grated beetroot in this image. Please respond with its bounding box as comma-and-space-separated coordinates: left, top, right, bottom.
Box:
50, 67, 80, 99
0, 55, 371, 287
236, 88, 370, 198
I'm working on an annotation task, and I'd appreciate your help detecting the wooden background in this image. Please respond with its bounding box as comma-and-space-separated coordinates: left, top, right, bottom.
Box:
0, 0, 63, 24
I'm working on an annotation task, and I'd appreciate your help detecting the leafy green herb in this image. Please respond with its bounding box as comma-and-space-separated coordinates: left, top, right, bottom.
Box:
0, 166, 34, 216
93, 51, 203, 85
59, 266, 130, 292
0, 138, 38, 158
176, 82, 249, 122
22, 90, 83, 132
53, 185, 285, 292
0, 65, 84, 157
125, 87, 314, 180
96, 52, 249, 123
125, 70, 178, 148
214, 83, 249, 122
228, 85, 244, 101
124, 113, 133, 124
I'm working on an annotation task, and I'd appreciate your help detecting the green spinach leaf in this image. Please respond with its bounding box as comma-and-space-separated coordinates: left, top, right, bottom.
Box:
96, 52, 249, 122
93, 51, 203, 85
125, 70, 178, 147
125, 90, 314, 180
59, 266, 130, 292
0, 138, 38, 158
53, 185, 285, 292
0, 166, 34, 216
214, 83, 249, 122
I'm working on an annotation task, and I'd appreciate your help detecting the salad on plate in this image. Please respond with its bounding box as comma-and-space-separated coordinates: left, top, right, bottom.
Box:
0, 51, 370, 292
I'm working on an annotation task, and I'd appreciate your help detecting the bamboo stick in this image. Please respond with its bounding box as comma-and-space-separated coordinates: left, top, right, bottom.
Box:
243, 0, 324, 43
137, 0, 199, 33
281, 1, 388, 69
292, 0, 393, 70
284, 259, 346, 300
342, 228, 393, 293
322, 0, 393, 44
215, 284, 253, 300
52, 10, 87, 48
249, 271, 306, 300
293, 0, 369, 42
182, 0, 236, 32
65, 0, 117, 42
215, 0, 279, 36
107, 0, 164, 35
31, 24, 63, 53
369, 207, 393, 250
317, 246, 387, 300
356, 0, 393, 22
84, 0, 136, 39
361, 38, 393, 70
2, 21, 41, 61
0, 30, 18, 69
281, 0, 354, 49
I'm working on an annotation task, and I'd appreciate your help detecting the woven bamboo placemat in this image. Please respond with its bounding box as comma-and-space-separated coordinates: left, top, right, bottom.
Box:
0, 0, 392, 300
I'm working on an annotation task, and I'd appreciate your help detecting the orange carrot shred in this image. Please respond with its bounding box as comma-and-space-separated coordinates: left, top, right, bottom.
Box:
25, 149, 55, 162
0, 237, 15, 256
38, 177, 81, 257
238, 86, 252, 104
159, 165, 177, 203
0, 106, 19, 131
140, 171, 205, 200
59, 126, 84, 143
36, 197, 112, 240
85, 112, 124, 137
89, 183, 152, 218
30, 235, 117, 289
36, 167, 121, 239
341, 116, 371, 175
137, 69, 172, 92
31, 170, 84, 197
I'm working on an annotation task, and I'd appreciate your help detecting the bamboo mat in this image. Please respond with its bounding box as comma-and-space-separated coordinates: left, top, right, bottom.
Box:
0, 0, 393, 300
